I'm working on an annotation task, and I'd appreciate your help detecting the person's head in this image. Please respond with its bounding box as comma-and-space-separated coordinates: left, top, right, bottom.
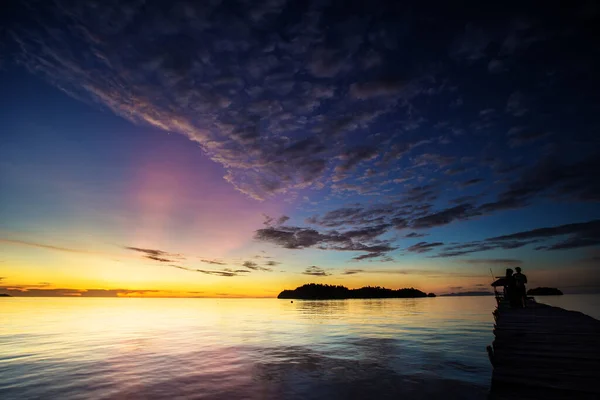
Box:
506, 268, 513, 276
515, 267, 522, 273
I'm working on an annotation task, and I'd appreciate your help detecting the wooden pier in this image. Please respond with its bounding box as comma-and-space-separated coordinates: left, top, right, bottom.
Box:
488, 302, 600, 399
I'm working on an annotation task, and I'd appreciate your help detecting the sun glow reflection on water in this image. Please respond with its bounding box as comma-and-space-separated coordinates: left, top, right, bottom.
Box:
1, 297, 497, 399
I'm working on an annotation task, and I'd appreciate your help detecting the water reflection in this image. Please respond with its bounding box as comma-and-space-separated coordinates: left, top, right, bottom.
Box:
0, 297, 497, 399
294, 300, 350, 318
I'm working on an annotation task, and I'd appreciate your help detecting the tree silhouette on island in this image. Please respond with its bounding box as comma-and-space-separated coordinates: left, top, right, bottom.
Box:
278, 283, 435, 300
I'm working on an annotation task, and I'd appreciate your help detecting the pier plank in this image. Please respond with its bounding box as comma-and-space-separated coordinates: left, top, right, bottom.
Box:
489, 302, 600, 399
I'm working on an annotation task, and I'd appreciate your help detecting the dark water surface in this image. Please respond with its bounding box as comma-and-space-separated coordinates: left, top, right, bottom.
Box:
1, 295, 597, 399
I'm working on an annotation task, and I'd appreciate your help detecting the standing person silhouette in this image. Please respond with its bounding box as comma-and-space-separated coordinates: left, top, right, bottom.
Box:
503, 268, 518, 307
514, 267, 528, 308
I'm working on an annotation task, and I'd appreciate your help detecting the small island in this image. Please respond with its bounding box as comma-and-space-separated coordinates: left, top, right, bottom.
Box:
0, 294, 11, 297
527, 287, 563, 296
277, 283, 435, 300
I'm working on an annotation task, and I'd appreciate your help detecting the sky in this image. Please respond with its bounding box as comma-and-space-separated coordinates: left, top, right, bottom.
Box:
1, 0, 599, 297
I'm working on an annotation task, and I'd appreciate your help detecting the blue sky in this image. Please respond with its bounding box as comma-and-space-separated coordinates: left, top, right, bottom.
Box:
1, 0, 599, 296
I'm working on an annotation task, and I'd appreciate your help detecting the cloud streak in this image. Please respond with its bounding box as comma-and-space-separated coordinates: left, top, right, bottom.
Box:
433, 220, 600, 257
170, 265, 250, 277
302, 266, 330, 276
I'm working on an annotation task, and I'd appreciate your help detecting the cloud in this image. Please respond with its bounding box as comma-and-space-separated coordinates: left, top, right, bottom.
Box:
451, 23, 491, 61
341, 268, 484, 278
506, 91, 528, 116
352, 252, 386, 261
308, 48, 345, 77
489, 219, 600, 251
342, 269, 364, 275
126, 246, 183, 263
170, 265, 250, 277
146, 256, 172, 263
413, 153, 456, 168
349, 81, 404, 99
488, 59, 506, 73
404, 232, 427, 238
265, 260, 281, 266
334, 146, 380, 180
477, 155, 600, 216
411, 204, 474, 229
9, 0, 597, 274
242, 261, 272, 272
461, 178, 483, 187
0, 238, 97, 255
463, 259, 523, 266
0, 286, 161, 297
277, 215, 290, 225
405, 241, 444, 253
199, 259, 227, 266
302, 266, 330, 276
432, 219, 600, 257
507, 127, 549, 147
12, 1, 434, 201
254, 223, 396, 259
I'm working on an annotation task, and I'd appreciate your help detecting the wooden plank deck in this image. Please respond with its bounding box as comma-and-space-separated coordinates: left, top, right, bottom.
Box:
488, 302, 600, 399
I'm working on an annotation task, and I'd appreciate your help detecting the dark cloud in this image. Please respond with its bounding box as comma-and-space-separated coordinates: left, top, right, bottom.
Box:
349, 81, 405, 100
126, 246, 183, 263
254, 223, 396, 259
463, 259, 523, 266
147, 256, 172, 263
170, 265, 250, 277
461, 178, 484, 187
342, 269, 364, 275
353, 253, 386, 261
404, 232, 427, 238
413, 153, 456, 168
265, 260, 281, 267
444, 166, 469, 176
277, 215, 290, 225
405, 242, 444, 253
302, 266, 330, 276
199, 259, 227, 266
432, 219, 600, 258
242, 261, 273, 272
507, 127, 549, 148
7, 1, 600, 272
341, 268, 484, 278
489, 219, 600, 251
506, 91, 529, 117
308, 48, 345, 78
334, 146, 380, 179
411, 204, 474, 229
10, 1, 439, 201
488, 156, 600, 209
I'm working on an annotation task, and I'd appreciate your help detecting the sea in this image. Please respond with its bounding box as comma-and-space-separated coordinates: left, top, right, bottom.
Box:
1, 295, 598, 400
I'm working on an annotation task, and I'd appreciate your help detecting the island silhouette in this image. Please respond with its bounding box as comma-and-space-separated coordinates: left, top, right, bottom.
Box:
277, 283, 435, 300
527, 287, 563, 296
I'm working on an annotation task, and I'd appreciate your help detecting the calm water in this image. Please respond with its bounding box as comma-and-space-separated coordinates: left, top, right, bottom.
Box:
0, 295, 597, 399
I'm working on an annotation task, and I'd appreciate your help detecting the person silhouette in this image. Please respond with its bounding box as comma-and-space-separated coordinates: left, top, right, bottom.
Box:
503, 269, 514, 304
514, 267, 528, 308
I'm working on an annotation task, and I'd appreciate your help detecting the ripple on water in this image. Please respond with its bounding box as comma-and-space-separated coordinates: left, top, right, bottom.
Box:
0, 297, 497, 399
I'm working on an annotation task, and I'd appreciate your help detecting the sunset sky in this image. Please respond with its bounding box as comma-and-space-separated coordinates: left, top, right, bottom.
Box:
1, 1, 599, 297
